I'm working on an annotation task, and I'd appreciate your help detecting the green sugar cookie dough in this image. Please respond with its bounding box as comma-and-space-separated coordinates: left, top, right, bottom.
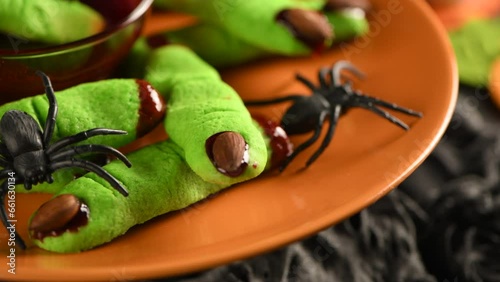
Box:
0, 79, 143, 145
166, 23, 268, 67
124, 0, 369, 68
165, 10, 368, 66
450, 18, 500, 86
0, 79, 164, 194
145, 45, 220, 97
0, 0, 104, 44
150, 0, 368, 66
165, 79, 268, 185
325, 9, 369, 42
145, 45, 269, 186
156, 0, 328, 55
31, 140, 225, 253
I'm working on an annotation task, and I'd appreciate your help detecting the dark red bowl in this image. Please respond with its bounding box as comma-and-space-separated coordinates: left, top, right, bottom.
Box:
0, 0, 153, 104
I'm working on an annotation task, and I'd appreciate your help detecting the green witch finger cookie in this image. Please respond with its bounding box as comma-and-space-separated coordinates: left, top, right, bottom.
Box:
0, 0, 104, 44
29, 139, 221, 253
0, 78, 165, 194
154, 0, 369, 56
28, 115, 292, 253
162, 7, 369, 67
145, 45, 269, 185
124, 0, 369, 69
155, 0, 328, 54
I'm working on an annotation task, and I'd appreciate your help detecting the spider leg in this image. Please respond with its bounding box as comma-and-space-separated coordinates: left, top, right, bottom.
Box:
36, 71, 58, 147
49, 159, 129, 196
305, 105, 342, 167
0, 177, 26, 249
356, 103, 410, 130
49, 144, 132, 168
320, 66, 354, 90
332, 61, 365, 87
46, 128, 127, 155
319, 67, 331, 89
0, 169, 13, 179
280, 111, 329, 172
295, 73, 317, 91
244, 95, 304, 106
0, 157, 10, 168
0, 143, 12, 161
45, 174, 54, 184
354, 92, 423, 117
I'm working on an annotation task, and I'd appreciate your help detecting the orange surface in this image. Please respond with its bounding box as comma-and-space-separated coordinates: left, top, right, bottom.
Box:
0, 0, 458, 280
431, 0, 500, 30
490, 58, 500, 109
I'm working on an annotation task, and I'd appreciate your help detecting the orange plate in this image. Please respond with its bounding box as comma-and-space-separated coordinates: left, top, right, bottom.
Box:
0, 0, 457, 281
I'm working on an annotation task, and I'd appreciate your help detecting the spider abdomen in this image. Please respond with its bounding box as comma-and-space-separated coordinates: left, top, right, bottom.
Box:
281, 96, 329, 135
0, 110, 43, 157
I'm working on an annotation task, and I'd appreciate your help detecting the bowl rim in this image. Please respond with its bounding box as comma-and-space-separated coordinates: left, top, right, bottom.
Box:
0, 0, 154, 57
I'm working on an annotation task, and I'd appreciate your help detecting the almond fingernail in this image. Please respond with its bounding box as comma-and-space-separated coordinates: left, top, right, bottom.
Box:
29, 194, 81, 233
206, 131, 249, 177
276, 9, 334, 51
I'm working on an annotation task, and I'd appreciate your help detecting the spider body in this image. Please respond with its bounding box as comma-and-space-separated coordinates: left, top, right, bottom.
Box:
280, 94, 331, 135
1, 110, 49, 185
0, 71, 132, 249
246, 61, 423, 171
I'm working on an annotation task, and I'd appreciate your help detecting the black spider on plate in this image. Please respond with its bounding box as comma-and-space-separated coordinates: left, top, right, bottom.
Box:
0, 71, 131, 249
245, 60, 423, 172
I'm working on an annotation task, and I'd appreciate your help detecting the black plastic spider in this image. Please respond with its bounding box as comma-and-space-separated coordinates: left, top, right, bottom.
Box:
0, 71, 132, 249
245, 60, 423, 172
